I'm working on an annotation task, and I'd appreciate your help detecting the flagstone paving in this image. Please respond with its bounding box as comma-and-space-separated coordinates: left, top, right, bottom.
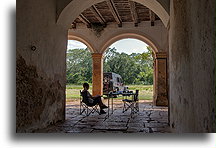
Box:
35, 100, 171, 133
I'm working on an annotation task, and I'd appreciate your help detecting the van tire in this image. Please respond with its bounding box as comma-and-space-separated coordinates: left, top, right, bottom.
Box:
116, 87, 119, 91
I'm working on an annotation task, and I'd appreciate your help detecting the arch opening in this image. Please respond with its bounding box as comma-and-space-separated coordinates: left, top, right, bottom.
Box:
101, 33, 159, 54
68, 35, 95, 53
63, 0, 169, 131
66, 40, 93, 104
104, 38, 154, 101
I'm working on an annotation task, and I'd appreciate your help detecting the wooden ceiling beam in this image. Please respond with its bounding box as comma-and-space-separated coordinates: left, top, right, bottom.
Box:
90, 5, 106, 25
106, 0, 122, 27
78, 14, 91, 28
149, 10, 155, 26
129, 1, 139, 27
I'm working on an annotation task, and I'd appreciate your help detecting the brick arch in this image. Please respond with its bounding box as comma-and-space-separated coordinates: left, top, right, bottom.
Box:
57, 0, 170, 29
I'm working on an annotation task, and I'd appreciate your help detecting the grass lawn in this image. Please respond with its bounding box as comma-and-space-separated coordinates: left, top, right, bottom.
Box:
66, 84, 153, 102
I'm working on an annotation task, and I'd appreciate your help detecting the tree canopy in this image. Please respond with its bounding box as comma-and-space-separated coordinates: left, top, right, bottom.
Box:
66, 47, 153, 85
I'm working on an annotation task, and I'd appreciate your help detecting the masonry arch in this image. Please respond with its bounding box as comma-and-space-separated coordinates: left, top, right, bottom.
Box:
68, 24, 168, 106
68, 21, 168, 54
101, 35, 168, 106
68, 34, 95, 53
101, 32, 159, 54
105, 37, 156, 101
57, 0, 170, 29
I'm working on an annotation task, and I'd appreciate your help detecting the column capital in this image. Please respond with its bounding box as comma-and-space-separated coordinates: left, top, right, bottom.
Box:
155, 52, 167, 59
92, 53, 103, 58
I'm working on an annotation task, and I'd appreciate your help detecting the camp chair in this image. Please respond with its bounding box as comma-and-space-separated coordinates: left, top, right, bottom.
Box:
80, 90, 100, 116
122, 90, 139, 114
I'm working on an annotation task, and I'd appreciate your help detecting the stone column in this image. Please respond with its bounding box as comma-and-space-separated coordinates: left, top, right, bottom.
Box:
153, 53, 156, 105
92, 53, 103, 96
153, 52, 168, 106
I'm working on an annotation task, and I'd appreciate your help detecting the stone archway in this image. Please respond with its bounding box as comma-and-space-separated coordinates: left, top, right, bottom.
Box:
16, 0, 170, 132
100, 32, 159, 54
100, 33, 168, 106
57, 0, 170, 28
61, 0, 170, 106
16, 0, 215, 133
69, 30, 168, 106
68, 35, 95, 53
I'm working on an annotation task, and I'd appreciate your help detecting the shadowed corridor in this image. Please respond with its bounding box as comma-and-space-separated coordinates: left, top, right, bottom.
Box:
35, 100, 170, 133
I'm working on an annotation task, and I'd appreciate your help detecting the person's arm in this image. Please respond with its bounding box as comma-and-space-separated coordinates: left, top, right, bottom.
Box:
86, 90, 103, 98
87, 91, 93, 98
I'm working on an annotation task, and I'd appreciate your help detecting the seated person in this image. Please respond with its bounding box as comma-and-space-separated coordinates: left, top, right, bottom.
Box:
81, 83, 108, 114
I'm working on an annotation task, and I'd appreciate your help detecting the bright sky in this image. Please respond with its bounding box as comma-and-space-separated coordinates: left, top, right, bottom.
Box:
67, 40, 87, 49
67, 38, 148, 54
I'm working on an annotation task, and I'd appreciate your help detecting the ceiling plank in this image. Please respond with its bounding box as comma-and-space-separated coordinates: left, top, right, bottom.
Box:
106, 0, 122, 27
90, 5, 106, 25
78, 14, 91, 28
149, 10, 155, 26
129, 1, 139, 27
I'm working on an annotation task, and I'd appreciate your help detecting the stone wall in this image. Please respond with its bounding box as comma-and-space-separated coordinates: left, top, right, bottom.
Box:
17, 0, 68, 132
154, 52, 168, 106
169, 0, 215, 132
16, 56, 65, 132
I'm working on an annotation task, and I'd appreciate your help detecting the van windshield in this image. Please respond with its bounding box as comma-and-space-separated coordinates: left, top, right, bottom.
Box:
104, 73, 112, 79
117, 77, 120, 82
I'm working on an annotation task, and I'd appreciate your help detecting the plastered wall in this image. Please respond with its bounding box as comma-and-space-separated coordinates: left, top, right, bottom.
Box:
68, 21, 168, 53
169, 0, 215, 132
16, 0, 68, 132
16, 0, 215, 133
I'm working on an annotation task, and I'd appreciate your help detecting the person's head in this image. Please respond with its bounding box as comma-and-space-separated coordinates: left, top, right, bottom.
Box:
83, 83, 89, 90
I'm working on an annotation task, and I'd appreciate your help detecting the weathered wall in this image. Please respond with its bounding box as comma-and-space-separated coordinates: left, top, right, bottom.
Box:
17, 0, 68, 132
157, 0, 170, 14
16, 0, 169, 132
169, 0, 215, 132
68, 21, 168, 53
154, 52, 168, 106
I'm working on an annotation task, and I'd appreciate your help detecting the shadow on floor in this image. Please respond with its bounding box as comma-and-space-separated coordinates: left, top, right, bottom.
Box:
35, 100, 170, 133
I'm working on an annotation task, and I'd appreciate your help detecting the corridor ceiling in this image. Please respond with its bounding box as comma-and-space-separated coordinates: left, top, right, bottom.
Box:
71, 0, 160, 29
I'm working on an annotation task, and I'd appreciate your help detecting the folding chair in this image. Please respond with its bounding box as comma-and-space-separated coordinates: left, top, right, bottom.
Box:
80, 90, 100, 116
122, 90, 139, 114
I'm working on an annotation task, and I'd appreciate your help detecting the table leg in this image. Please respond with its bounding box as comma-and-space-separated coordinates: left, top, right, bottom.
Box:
112, 97, 113, 114
108, 97, 110, 117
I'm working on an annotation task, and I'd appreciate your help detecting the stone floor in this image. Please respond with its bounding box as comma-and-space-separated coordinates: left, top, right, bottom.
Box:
35, 99, 171, 133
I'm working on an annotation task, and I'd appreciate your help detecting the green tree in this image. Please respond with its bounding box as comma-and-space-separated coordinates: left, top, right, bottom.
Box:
66, 46, 154, 85
66, 48, 92, 84
103, 46, 154, 85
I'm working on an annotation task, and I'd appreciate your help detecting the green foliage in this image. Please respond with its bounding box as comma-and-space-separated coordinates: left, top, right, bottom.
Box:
66, 46, 154, 85
66, 48, 92, 84
103, 47, 154, 85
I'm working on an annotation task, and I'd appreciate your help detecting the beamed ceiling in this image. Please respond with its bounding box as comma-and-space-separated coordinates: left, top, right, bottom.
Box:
71, 0, 160, 29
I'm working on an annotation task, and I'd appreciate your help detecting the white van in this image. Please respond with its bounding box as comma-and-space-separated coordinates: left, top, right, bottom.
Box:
103, 72, 128, 94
